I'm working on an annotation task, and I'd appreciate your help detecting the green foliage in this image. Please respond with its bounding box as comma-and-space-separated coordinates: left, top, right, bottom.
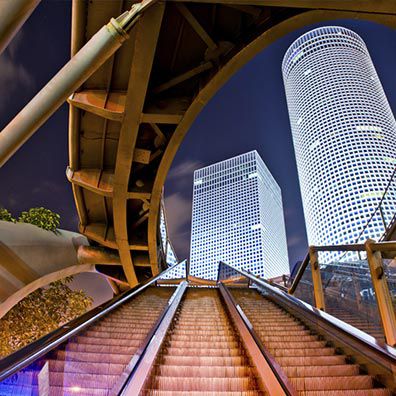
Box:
0, 207, 15, 223
0, 277, 93, 358
18, 207, 60, 232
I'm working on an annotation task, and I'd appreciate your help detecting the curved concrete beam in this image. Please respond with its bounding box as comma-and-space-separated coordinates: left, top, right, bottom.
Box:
0, 220, 131, 317
0, 263, 96, 319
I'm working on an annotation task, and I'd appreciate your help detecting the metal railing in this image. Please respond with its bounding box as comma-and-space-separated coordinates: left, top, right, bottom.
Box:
287, 240, 396, 347
0, 260, 186, 382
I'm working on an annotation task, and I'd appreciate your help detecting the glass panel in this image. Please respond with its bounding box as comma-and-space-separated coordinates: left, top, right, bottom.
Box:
160, 260, 187, 280
217, 262, 249, 286
382, 257, 396, 316
293, 265, 315, 306
318, 251, 385, 343
0, 360, 43, 395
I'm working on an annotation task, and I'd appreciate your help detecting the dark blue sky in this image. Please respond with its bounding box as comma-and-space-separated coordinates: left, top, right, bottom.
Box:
0, 2, 395, 269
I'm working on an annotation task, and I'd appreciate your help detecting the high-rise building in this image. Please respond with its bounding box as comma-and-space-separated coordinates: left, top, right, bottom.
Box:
190, 150, 289, 280
282, 26, 396, 256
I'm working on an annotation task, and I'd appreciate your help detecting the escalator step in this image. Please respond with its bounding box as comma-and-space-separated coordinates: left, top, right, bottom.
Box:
156, 365, 251, 377
153, 376, 256, 391
48, 371, 119, 389
48, 360, 125, 375
301, 390, 391, 396
276, 356, 346, 366
161, 355, 245, 366
283, 364, 359, 377
290, 375, 373, 391
144, 391, 263, 395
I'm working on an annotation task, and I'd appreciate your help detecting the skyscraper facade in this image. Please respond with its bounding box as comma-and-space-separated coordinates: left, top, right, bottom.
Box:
282, 26, 396, 255
190, 151, 289, 280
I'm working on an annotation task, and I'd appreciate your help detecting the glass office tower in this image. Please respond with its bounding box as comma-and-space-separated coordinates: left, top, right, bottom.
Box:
282, 26, 396, 258
190, 150, 289, 280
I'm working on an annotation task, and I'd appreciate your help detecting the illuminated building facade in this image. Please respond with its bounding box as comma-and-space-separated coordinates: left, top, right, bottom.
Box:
283, 26, 396, 257
190, 151, 289, 279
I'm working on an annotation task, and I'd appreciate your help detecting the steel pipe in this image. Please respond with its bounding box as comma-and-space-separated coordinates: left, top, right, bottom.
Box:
0, 2, 155, 166
0, 0, 41, 56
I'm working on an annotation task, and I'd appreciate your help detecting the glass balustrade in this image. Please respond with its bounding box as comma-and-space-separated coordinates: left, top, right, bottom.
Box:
316, 251, 385, 342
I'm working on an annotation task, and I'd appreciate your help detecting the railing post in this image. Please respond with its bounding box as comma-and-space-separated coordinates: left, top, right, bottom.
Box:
365, 239, 396, 346
309, 247, 325, 311
185, 259, 190, 279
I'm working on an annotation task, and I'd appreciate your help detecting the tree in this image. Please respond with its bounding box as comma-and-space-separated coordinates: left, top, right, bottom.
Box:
0, 207, 15, 223
0, 277, 93, 358
18, 207, 60, 232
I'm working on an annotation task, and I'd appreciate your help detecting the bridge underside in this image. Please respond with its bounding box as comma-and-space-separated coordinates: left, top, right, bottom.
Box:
66, 0, 396, 287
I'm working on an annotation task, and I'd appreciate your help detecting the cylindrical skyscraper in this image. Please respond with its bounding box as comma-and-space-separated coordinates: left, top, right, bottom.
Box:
282, 26, 396, 257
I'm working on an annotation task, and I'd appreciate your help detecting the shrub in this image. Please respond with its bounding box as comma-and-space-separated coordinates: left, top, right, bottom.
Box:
0, 207, 15, 223
0, 277, 93, 358
18, 207, 60, 232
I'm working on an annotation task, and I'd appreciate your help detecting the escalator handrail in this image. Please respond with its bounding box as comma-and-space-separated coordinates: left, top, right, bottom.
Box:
0, 260, 186, 382
219, 261, 396, 362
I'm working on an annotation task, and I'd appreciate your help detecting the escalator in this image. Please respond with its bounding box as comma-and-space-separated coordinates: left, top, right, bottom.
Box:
1, 263, 396, 395
232, 288, 390, 395
142, 288, 264, 395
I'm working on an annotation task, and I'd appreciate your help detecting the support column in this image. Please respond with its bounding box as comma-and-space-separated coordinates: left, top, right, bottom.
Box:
309, 247, 325, 311
365, 239, 396, 346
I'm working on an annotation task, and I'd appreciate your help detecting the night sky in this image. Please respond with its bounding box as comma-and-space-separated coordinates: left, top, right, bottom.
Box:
1, 2, 396, 271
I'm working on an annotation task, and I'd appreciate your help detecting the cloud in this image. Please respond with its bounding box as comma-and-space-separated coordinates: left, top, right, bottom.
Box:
7, 195, 18, 208
164, 193, 192, 258
167, 160, 204, 181
32, 181, 66, 195
0, 31, 34, 113
284, 207, 296, 219
287, 234, 304, 248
